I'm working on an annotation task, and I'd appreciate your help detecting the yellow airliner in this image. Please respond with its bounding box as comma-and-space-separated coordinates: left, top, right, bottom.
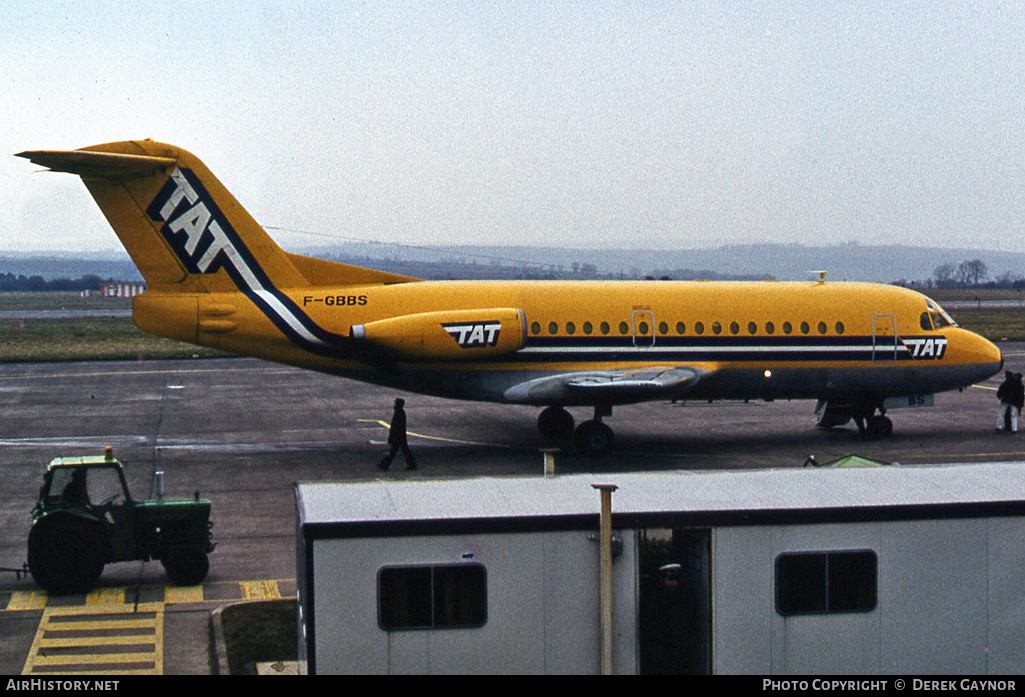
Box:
18, 141, 1004, 455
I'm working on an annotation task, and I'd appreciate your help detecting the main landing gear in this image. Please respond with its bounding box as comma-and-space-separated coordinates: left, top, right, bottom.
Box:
814, 400, 893, 439
537, 406, 615, 457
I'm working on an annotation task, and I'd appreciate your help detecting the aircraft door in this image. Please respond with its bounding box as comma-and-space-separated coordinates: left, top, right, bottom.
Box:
633, 310, 655, 348
872, 314, 898, 362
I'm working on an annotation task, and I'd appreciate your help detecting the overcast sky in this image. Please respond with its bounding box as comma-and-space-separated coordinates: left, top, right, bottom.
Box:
4, 1, 1025, 256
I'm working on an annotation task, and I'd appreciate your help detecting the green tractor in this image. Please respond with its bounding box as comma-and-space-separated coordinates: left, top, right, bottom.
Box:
28, 448, 215, 595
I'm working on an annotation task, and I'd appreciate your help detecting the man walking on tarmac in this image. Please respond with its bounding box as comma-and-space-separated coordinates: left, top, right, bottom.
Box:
996, 371, 1025, 434
378, 398, 417, 471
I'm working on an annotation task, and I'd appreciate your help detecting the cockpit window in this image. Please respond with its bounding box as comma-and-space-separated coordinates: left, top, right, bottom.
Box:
920, 312, 933, 331
926, 302, 958, 328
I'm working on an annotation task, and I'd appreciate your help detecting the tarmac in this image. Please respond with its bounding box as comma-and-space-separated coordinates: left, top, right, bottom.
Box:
0, 345, 1023, 674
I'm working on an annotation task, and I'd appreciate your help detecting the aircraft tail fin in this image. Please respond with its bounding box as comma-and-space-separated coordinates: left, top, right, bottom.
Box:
17, 141, 415, 292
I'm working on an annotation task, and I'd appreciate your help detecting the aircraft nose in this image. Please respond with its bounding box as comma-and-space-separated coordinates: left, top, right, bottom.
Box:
968, 331, 1003, 377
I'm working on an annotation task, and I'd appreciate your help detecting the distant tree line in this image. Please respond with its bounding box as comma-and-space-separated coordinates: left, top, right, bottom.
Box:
0, 273, 110, 292
895, 260, 1025, 291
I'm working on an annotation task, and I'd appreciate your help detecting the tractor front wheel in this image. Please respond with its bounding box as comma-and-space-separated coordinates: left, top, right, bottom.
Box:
162, 547, 210, 587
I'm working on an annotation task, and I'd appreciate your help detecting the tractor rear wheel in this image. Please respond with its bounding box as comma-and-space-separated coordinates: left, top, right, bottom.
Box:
28, 513, 106, 595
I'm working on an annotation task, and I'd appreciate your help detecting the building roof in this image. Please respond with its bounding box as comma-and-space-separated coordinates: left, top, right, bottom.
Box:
296, 461, 1025, 538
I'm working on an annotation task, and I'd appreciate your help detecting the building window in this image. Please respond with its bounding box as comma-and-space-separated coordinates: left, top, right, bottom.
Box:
775, 550, 877, 616
379, 564, 487, 630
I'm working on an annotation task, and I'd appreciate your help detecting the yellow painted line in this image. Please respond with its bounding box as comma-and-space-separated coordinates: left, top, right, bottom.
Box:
38, 634, 156, 648
241, 580, 281, 600
165, 584, 205, 604
357, 418, 525, 450
43, 617, 158, 631
6, 591, 47, 612
30, 652, 158, 667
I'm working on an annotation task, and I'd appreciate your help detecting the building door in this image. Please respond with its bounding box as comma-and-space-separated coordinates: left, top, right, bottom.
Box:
637, 528, 712, 675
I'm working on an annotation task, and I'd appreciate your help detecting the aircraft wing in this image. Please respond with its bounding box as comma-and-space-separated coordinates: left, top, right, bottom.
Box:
504, 366, 703, 405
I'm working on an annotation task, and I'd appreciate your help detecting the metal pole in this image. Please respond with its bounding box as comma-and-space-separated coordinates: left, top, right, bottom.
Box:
592, 483, 618, 675
541, 448, 558, 477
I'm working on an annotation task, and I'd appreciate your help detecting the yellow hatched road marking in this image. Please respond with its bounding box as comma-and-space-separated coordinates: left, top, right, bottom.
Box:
22, 603, 163, 676
241, 580, 281, 600
4, 579, 297, 612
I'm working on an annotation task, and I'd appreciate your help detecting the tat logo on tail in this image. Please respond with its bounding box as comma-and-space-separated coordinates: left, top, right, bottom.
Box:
146, 168, 245, 275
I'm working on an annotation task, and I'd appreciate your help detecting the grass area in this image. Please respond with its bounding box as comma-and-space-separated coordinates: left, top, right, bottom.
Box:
0, 292, 131, 311
0, 317, 224, 362
218, 600, 297, 675
947, 308, 1025, 343
909, 287, 1025, 303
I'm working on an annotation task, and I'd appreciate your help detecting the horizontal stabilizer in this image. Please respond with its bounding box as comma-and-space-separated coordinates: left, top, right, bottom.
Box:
17, 149, 176, 179
504, 366, 702, 405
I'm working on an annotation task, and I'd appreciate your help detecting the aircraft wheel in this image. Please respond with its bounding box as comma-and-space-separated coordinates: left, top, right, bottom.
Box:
28, 513, 106, 595
573, 421, 615, 457
537, 406, 575, 444
866, 415, 893, 438
162, 547, 210, 587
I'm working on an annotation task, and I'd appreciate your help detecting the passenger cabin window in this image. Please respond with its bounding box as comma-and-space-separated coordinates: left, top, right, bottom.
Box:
775, 550, 877, 616
379, 564, 487, 630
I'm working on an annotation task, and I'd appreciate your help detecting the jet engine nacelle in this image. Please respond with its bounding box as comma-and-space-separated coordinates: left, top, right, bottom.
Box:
350, 308, 526, 361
